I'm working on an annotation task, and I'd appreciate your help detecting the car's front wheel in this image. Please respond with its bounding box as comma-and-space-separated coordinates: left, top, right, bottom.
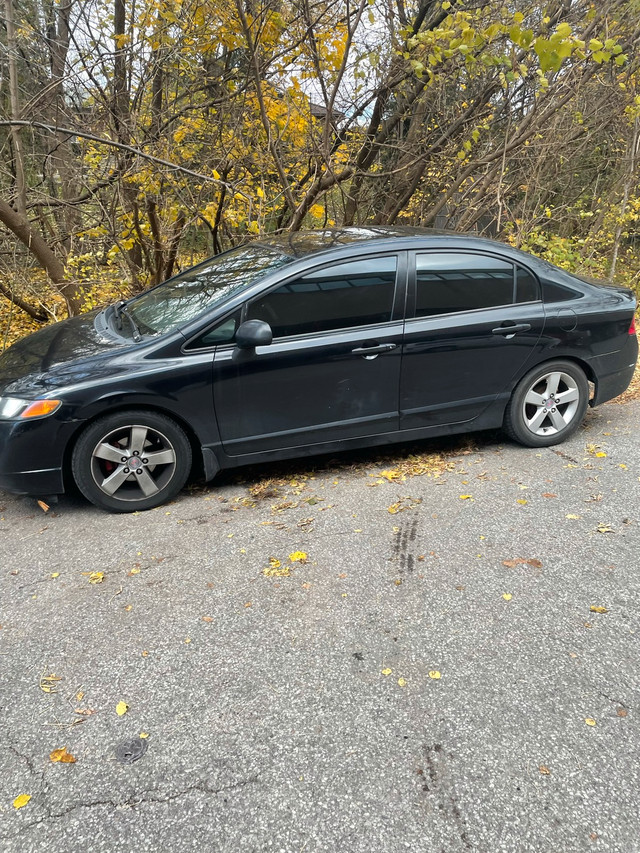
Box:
504, 360, 589, 447
72, 410, 192, 512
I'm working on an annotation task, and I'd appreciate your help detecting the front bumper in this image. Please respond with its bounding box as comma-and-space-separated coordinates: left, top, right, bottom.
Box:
0, 415, 77, 497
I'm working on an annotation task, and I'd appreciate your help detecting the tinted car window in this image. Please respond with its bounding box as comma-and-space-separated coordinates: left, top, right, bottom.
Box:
543, 281, 582, 302
415, 253, 513, 317
515, 266, 539, 303
246, 257, 397, 338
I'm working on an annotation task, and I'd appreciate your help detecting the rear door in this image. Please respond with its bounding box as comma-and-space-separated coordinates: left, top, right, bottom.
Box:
212, 253, 406, 456
400, 251, 545, 429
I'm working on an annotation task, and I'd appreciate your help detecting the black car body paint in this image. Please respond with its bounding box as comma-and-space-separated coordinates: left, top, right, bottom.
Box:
0, 228, 636, 505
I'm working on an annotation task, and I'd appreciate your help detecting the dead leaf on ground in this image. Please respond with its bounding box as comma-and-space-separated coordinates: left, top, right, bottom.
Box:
388, 496, 423, 513
585, 717, 597, 726
86, 571, 105, 584
596, 524, 614, 534
13, 794, 31, 809
539, 765, 551, 775
49, 747, 76, 764
289, 551, 308, 563
37, 500, 49, 513
590, 605, 609, 614
202, 616, 213, 622
39, 673, 62, 694
115, 701, 129, 717
502, 558, 542, 568
541, 493, 557, 498
617, 708, 628, 717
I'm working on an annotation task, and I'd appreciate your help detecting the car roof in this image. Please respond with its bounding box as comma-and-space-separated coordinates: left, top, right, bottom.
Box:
253, 226, 538, 265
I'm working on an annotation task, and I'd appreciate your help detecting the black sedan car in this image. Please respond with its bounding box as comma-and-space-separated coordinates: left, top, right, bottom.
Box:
0, 227, 636, 512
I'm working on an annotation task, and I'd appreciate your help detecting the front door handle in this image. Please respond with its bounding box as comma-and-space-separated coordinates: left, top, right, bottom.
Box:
491, 323, 532, 337
351, 343, 397, 357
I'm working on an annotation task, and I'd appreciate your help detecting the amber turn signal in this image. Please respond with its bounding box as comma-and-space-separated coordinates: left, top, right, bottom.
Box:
20, 400, 62, 418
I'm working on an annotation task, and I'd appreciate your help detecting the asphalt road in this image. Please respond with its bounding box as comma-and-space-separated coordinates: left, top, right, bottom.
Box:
1, 400, 639, 853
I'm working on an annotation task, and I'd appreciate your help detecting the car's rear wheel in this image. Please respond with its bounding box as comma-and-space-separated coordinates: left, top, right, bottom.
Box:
504, 360, 589, 447
72, 410, 192, 512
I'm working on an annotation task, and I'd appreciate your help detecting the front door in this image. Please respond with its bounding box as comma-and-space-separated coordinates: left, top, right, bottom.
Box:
213, 254, 405, 456
400, 251, 545, 429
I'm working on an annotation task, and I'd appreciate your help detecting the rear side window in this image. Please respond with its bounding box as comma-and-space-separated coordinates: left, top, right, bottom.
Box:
543, 281, 581, 302
415, 253, 514, 317
246, 256, 397, 338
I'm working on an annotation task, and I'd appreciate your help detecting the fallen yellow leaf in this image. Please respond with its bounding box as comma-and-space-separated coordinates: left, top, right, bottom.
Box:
566, 514, 581, 520
50, 572, 60, 579
595, 451, 607, 458
139, 732, 149, 739
516, 499, 528, 505
585, 717, 597, 726
116, 701, 129, 717
288, 551, 308, 563
49, 747, 76, 764
13, 794, 31, 809
590, 605, 609, 614
39, 673, 61, 693
379, 469, 403, 481
381, 668, 392, 676
397, 678, 407, 687
428, 670, 441, 679
502, 593, 512, 601
459, 494, 473, 500
88, 571, 104, 584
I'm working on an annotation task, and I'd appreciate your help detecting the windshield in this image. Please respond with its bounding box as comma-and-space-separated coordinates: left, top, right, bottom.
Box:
126, 244, 293, 336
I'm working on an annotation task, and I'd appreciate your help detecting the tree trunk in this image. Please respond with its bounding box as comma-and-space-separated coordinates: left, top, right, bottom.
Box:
0, 197, 84, 314
4, 0, 27, 215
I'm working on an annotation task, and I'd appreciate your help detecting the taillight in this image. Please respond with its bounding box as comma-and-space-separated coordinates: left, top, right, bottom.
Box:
629, 316, 637, 335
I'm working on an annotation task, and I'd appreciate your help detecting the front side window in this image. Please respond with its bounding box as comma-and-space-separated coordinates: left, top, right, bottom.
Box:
415, 252, 515, 317
246, 256, 397, 338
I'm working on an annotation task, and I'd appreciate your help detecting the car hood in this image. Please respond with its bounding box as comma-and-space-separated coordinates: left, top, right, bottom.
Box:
0, 310, 134, 396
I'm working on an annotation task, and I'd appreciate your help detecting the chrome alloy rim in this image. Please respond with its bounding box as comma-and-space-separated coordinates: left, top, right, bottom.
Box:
521, 371, 581, 437
90, 424, 177, 501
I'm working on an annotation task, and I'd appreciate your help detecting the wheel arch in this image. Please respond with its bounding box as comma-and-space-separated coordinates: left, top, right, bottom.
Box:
62, 402, 214, 493
512, 354, 596, 398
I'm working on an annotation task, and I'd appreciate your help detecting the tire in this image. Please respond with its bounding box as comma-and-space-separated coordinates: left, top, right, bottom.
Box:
72, 410, 192, 512
504, 360, 589, 448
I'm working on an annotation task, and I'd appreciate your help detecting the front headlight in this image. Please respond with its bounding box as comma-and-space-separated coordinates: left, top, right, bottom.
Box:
0, 397, 62, 419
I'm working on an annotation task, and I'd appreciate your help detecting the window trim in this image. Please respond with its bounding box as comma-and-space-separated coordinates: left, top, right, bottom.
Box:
407, 250, 541, 319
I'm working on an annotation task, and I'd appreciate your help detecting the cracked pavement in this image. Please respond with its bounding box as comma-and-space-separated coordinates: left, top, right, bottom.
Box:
1, 400, 640, 852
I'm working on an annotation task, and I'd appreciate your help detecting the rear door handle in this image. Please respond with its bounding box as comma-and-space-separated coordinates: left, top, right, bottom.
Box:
351, 343, 397, 356
491, 323, 531, 336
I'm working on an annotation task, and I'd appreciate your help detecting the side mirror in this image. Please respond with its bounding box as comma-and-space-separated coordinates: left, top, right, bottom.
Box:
235, 319, 273, 349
